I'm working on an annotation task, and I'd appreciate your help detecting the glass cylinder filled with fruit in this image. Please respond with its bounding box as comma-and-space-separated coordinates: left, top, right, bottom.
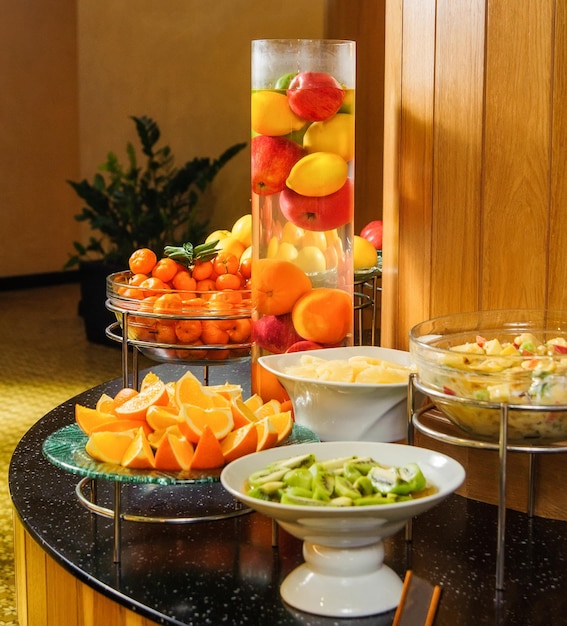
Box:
251, 39, 356, 401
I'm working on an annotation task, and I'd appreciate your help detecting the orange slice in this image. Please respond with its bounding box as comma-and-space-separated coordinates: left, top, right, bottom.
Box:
190, 424, 226, 469
75, 404, 118, 435
255, 418, 279, 451
243, 393, 264, 413
146, 404, 180, 431
140, 371, 161, 390
114, 380, 169, 421
230, 398, 257, 428
178, 404, 234, 444
154, 433, 194, 471
95, 393, 115, 414
221, 423, 259, 462
148, 424, 184, 448
267, 410, 294, 443
111, 387, 140, 411
121, 427, 155, 469
206, 382, 243, 401
85, 429, 138, 464
254, 399, 282, 420
174, 370, 230, 409
90, 419, 152, 435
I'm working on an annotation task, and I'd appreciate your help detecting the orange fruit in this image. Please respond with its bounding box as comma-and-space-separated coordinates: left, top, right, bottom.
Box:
230, 398, 256, 428
174, 371, 230, 409
112, 387, 140, 411
178, 404, 234, 443
154, 433, 194, 471
251, 362, 290, 403
291, 287, 352, 344
220, 423, 258, 463
215, 236, 246, 261
95, 393, 115, 414
255, 418, 279, 452
146, 404, 180, 431
85, 429, 138, 465
244, 393, 265, 412
140, 371, 161, 390
121, 427, 156, 469
90, 419, 152, 435
190, 424, 226, 469
254, 399, 282, 419
206, 382, 243, 401
75, 404, 118, 435
114, 380, 169, 421
266, 410, 294, 443
147, 424, 184, 448
252, 258, 312, 315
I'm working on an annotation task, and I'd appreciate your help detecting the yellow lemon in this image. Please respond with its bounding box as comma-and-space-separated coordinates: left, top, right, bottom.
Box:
353, 235, 378, 270
303, 113, 355, 162
205, 229, 231, 244
286, 152, 348, 197
294, 246, 327, 274
231, 214, 252, 247
252, 91, 306, 137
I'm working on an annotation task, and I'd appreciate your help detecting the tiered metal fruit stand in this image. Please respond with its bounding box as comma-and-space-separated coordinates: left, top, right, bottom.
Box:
408, 373, 567, 592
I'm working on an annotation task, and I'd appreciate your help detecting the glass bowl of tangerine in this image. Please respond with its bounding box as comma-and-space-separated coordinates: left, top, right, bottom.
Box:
106, 241, 252, 364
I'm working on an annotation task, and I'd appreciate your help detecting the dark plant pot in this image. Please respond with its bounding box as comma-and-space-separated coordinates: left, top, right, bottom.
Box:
78, 260, 122, 347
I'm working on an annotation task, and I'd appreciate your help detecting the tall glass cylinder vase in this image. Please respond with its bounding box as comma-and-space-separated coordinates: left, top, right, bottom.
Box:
251, 39, 356, 402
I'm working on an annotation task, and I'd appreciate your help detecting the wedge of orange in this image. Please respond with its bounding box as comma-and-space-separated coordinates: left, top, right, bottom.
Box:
148, 424, 184, 448
121, 427, 156, 469
146, 404, 180, 432
243, 393, 264, 413
114, 380, 169, 421
221, 423, 259, 463
154, 433, 194, 471
230, 398, 257, 428
111, 387, 140, 411
85, 429, 138, 464
178, 404, 234, 443
255, 418, 279, 452
75, 404, 118, 435
174, 370, 230, 409
140, 371, 161, 390
254, 399, 282, 420
266, 410, 294, 443
95, 393, 115, 414
191, 424, 226, 469
90, 419, 152, 436
206, 382, 243, 401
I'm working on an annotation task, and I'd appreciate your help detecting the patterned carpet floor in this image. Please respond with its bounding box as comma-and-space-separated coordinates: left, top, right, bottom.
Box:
0, 282, 137, 624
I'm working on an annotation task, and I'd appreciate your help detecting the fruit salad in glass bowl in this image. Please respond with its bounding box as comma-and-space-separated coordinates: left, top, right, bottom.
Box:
410, 309, 567, 443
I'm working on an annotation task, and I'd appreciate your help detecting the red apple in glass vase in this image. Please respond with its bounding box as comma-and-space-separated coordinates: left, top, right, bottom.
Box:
360, 220, 383, 250
279, 178, 353, 231
251, 135, 305, 195
252, 313, 304, 354
287, 72, 345, 122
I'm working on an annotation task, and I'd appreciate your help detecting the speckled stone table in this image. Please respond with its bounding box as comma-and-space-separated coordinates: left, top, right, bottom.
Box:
9, 362, 567, 625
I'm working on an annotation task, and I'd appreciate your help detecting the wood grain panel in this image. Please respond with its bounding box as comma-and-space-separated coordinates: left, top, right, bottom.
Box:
381, 0, 403, 348
430, 0, 485, 317
325, 0, 386, 231
481, 0, 553, 310
13, 517, 161, 626
396, 0, 436, 349
548, 0, 567, 311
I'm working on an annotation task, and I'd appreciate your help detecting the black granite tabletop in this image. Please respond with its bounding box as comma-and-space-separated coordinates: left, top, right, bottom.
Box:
9, 362, 567, 626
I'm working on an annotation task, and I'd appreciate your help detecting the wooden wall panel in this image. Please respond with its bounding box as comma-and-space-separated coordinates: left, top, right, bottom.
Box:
430, 0, 485, 318
396, 0, 436, 347
548, 1, 567, 311
481, 0, 553, 310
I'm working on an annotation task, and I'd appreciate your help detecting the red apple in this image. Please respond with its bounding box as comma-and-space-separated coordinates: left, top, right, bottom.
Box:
285, 340, 324, 353
287, 72, 345, 122
360, 220, 383, 250
252, 135, 305, 196
279, 178, 353, 231
252, 313, 304, 354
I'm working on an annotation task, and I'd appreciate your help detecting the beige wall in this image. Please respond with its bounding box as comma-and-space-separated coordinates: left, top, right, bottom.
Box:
0, 0, 325, 279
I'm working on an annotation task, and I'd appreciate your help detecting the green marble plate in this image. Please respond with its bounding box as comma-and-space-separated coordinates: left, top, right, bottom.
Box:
42, 422, 320, 486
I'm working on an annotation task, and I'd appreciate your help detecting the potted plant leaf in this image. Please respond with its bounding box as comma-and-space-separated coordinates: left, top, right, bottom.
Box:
66, 115, 246, 344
